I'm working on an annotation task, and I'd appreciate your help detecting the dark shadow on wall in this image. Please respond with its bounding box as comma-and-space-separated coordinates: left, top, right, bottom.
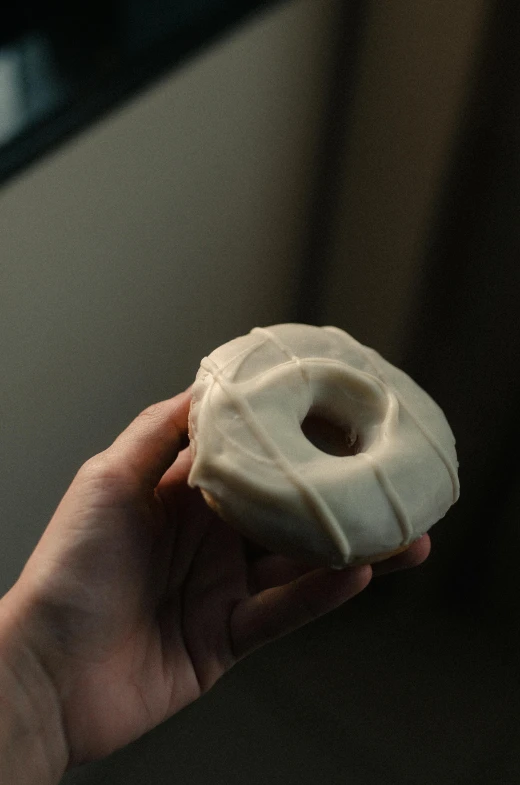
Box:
293, 0, 368, 325
404, 0, 520, 623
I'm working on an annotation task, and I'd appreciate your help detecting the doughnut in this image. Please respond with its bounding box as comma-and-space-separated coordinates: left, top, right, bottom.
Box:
187, 324, 459, 567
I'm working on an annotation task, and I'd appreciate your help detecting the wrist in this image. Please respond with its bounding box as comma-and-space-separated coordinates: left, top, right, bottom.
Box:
0, 587, 69, 784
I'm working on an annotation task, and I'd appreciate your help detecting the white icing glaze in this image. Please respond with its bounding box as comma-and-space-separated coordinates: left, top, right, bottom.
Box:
188, 324, 459, 567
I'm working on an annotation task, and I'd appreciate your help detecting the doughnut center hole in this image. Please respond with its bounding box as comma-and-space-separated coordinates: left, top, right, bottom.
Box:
301, 413, 360, 457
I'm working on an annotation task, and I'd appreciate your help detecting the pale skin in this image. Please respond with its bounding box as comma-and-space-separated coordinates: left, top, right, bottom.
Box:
0, 389, 430, 782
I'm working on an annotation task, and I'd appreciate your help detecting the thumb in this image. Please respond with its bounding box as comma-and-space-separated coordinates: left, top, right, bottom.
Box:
96, 388, 192, 491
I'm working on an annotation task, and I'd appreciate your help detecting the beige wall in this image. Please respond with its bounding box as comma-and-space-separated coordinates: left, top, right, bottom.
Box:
322, 0, 490, 364
0, 0, 341, 595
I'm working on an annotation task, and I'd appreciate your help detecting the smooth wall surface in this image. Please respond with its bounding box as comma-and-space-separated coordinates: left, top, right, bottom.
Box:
0, 0, 341, 595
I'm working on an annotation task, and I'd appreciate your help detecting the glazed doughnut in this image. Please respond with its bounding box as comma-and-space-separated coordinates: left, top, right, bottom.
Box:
188, 324, 459, 567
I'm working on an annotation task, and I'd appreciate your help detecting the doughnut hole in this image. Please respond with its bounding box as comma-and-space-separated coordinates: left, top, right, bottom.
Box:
301, 412, 361, 457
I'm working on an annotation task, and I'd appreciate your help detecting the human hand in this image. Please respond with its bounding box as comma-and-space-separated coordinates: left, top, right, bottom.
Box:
0, 390, 430, 773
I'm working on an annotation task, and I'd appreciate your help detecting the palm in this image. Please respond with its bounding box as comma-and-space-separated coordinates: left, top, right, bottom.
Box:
71, 505, 250, 765
22, 450, 258, 764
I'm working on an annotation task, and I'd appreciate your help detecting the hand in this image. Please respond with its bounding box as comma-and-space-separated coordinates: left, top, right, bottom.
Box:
0, 390, 430, 771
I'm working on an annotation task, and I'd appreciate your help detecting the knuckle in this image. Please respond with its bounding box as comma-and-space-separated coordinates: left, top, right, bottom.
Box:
76, 451, 123, 484
255, 594, 283, 643
137, 402, 164, 423
76, 453, 103, 478
300, 591, 320, 620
